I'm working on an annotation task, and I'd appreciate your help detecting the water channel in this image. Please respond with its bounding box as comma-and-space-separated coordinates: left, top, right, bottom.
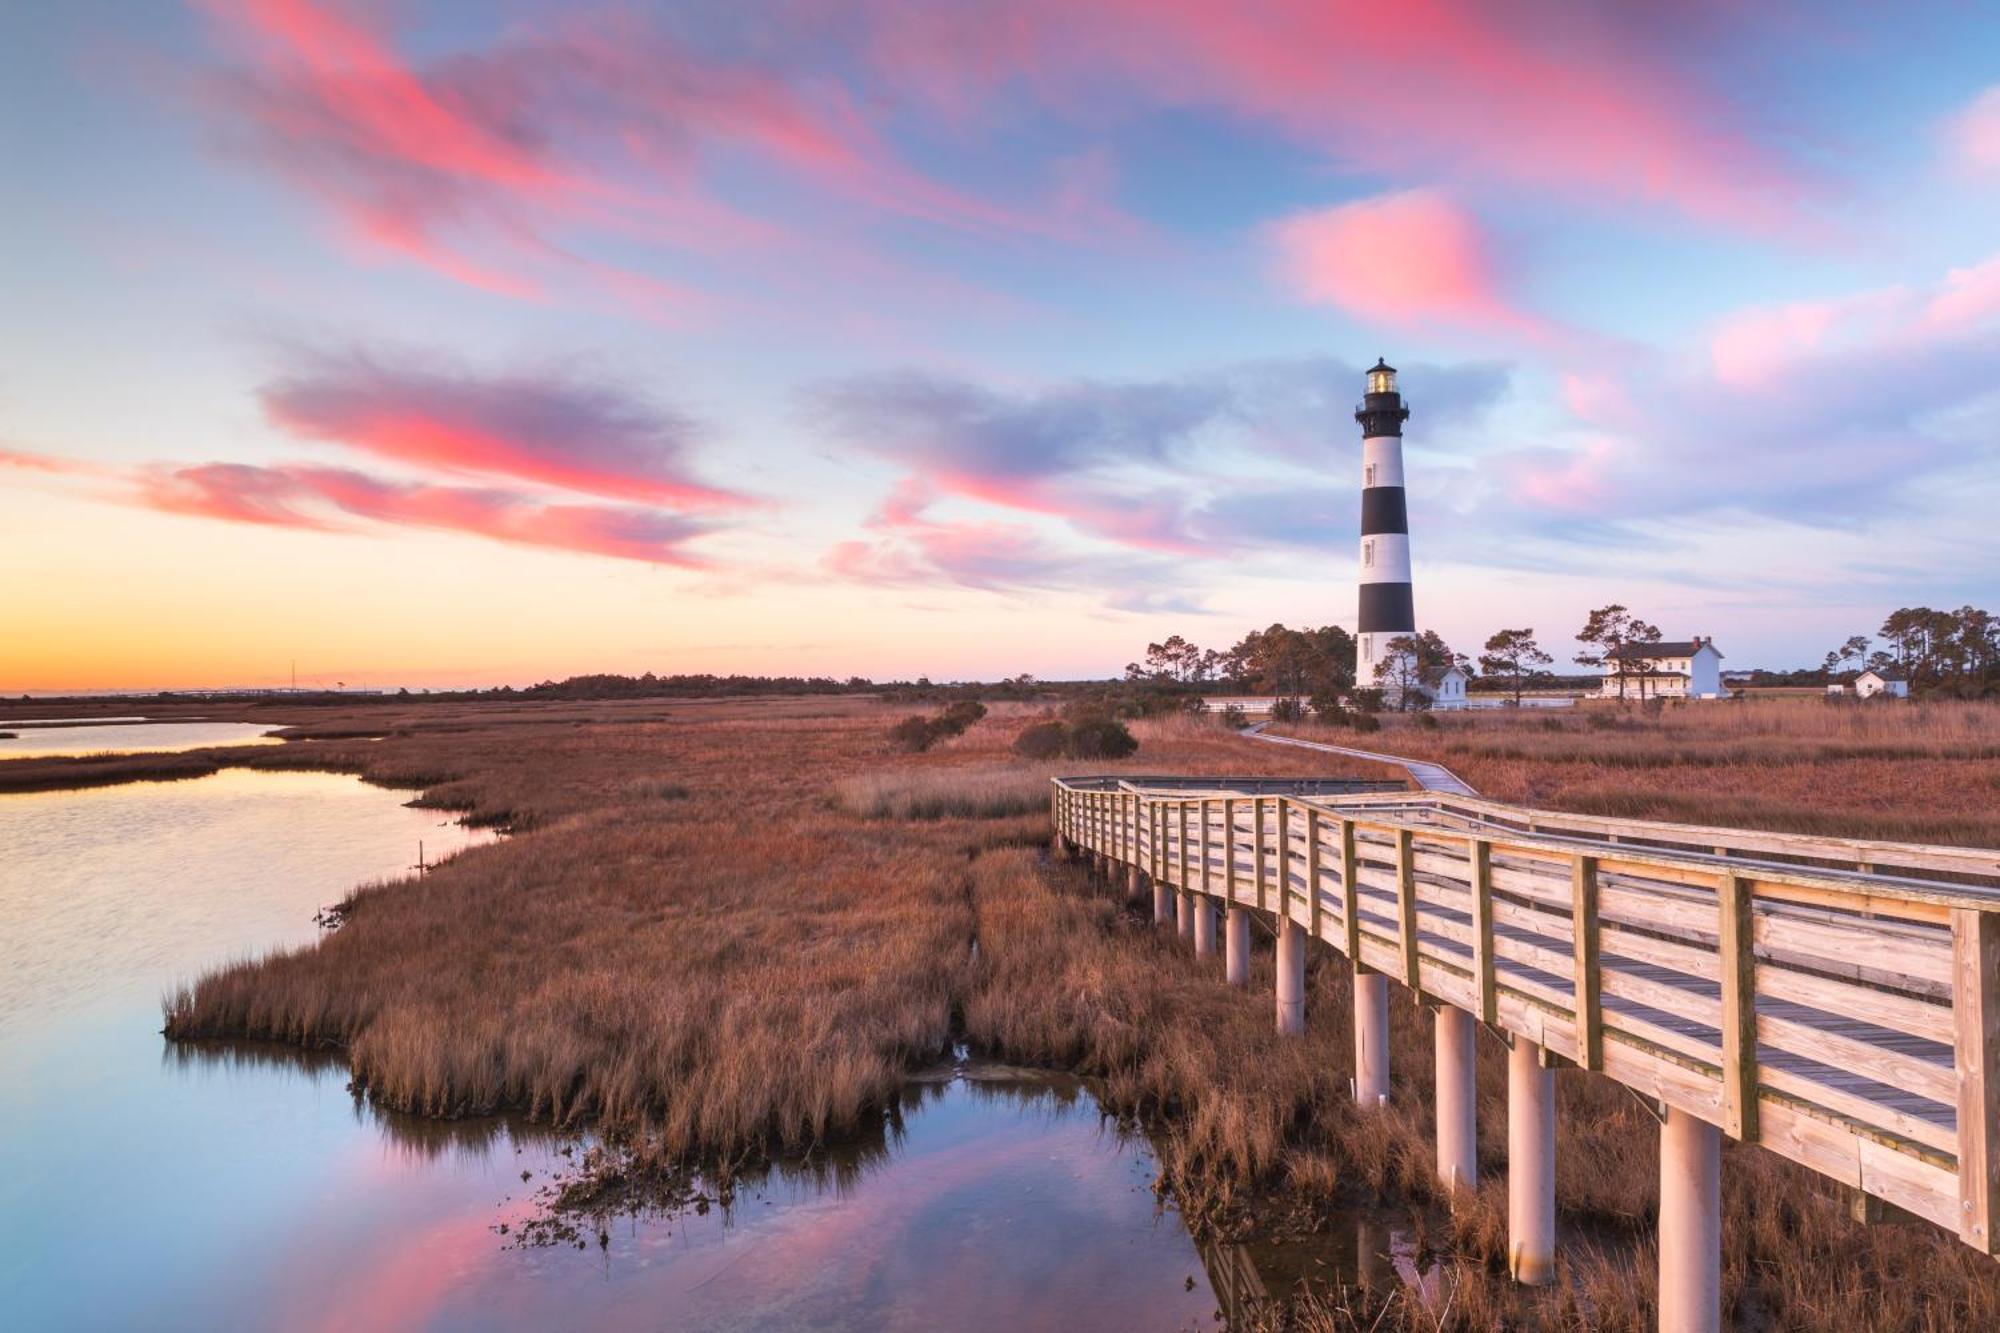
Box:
1, 741, 1372, 1330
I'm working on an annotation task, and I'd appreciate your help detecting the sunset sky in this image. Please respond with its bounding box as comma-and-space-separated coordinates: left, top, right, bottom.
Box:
6, 2, 2000, 690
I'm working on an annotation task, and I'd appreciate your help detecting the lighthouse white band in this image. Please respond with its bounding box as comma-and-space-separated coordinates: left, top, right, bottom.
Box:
1361, 436, 1405, 489
1358, 532, 1412, 584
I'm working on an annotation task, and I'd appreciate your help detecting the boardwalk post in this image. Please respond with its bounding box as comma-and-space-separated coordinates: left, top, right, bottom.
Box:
1225, 907, 1250, 986
1194, 896, 1217, 957
1953, 907, 2000, 1253
1435, 1003, 1477, 1192
1276, 918, 1306, 1036
1178, 888, 1195, 942
1719, 873, 1758, 1142
1508, 1037, 1557, 1286
1395, 828, 1419, 988
1354, 971, 1389, 1105
1659, 1107, 1722, 1333
1571, 855, 1603, 1071
1470, 838, 1497, 1025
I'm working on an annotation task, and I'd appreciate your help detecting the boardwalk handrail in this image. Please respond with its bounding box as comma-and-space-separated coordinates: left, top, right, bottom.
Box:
1049, 776, 2000, 1257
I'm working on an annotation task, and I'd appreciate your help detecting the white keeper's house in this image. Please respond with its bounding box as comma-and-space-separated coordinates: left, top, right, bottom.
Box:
1598, 636, 1725, 700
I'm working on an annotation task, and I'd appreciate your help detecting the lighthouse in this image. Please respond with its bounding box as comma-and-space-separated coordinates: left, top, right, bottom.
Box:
1353, 358, 1414, 696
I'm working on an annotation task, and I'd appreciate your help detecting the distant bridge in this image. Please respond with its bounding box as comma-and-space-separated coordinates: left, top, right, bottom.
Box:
1049, 768, 2000, 1333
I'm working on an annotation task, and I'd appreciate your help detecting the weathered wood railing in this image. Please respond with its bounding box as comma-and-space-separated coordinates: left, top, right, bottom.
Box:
1050, 777, 2000, 1258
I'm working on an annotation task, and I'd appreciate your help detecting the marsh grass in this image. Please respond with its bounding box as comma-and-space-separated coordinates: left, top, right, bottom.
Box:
1278, 696, 2000, 846
11, 692, 2000, 1325
834, 764, 1054, 820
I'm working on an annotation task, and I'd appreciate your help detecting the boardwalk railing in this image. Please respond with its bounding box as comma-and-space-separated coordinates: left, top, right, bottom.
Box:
1050, 777, 2000, 1275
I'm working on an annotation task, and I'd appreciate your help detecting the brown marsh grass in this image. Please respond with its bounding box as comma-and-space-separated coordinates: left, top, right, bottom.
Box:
11, 692, 2000, 1325
1282, 695, 2000, 846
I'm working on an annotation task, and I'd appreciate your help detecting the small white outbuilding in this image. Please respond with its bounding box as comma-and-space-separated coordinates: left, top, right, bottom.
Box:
1422, 664, 1471, 711
1854, 668, 1910, 700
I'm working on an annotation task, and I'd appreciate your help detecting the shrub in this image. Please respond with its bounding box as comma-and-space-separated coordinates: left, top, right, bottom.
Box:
1270, 697, 1305, 723
1066, 717, 1138, 759
889, 699, 988, 752
888, 716, 945, 752
937, 699, 987, 733
1011, 720, 1069, 760
1414, 712, 1442, 731
1220, 704, 1248, 730
1346, 711, 1382, 734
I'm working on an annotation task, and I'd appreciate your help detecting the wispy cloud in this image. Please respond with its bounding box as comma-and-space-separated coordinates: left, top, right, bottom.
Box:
258, 345, 749, 508
189, 0, 1119, 309
811, 356, 1509, 552
854, 0, 1811, 230
137, 461, 717, 565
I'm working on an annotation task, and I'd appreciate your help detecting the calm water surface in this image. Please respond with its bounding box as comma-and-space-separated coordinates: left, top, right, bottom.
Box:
0, 719, 284, 758
0, 767, 1304, 1331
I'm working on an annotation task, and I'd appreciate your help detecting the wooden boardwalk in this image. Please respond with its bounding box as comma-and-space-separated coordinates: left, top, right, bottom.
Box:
1049, 775, 2000, 1259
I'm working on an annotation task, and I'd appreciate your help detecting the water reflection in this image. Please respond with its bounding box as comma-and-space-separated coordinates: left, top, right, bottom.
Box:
1, 765, 1430, 1331
0, 718, 284, 758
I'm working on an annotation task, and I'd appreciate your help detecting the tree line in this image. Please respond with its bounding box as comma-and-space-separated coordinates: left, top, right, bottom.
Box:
1823, 606, 2000, 697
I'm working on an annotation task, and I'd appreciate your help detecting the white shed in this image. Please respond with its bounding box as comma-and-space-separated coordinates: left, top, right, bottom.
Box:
1423, 664, 1471, 711
1854, 668, 1909, 700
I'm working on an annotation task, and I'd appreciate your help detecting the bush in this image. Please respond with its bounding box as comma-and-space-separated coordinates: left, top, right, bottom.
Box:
1346, 711, 1382, 734
889, 716, 946, 752
938, 699, 987, 732
1270, 697, 1305, 723
889, 699, 988, 752
1066, 717, 1138, 759
1011, 720, 1069, 760
1220, 704, 1248, 730
1414, 712, 1441, 731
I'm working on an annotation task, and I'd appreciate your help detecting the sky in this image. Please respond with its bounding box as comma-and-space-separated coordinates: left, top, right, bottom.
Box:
4, 1, 2000, 690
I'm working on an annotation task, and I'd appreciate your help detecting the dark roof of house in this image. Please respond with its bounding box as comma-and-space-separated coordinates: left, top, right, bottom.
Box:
1607, 640, 1714, 660
1861, 667, 1907, 682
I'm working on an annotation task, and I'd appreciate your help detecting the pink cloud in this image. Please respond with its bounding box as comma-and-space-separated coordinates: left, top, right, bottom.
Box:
1267, 190, 1547, 337
1946, 85, 2000, 173
190, 0, 1109, 310
1498, 436, 1619, 513
136, 462, 716, 566
1708, 247, 2000, 388
257, 348, 750, 509
856, 0, 1807, 230
0, 448, 102, 476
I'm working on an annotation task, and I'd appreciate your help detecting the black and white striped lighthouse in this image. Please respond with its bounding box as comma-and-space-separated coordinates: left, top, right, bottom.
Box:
1353, 358, 1414, 690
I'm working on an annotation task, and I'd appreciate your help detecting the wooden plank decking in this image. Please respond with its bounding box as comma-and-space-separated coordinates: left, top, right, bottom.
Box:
1050, 776, 2000, 1253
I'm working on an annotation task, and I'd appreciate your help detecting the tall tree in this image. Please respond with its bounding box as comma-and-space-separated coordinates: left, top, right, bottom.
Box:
1575, 604, 1641, 700
1480, 628, 1554, 705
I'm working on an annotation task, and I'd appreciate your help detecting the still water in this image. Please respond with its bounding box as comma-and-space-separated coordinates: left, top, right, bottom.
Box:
0, 766, 1263, 1330
0, 718, 283, 759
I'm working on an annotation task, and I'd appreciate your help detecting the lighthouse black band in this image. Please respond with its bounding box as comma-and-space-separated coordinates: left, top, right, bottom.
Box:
1357, 581, 1415, 633
1359, 486, 1408, 536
